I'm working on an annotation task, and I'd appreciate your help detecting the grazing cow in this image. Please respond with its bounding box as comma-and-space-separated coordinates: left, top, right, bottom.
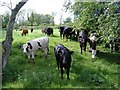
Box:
21, 28, 28, 36
22, 37, 49, 63
58, 26, 73, 41
88, 32, 97, 58
54, 44, 74, 80
45, 27, 53, 36
78, 29, 88, 54
63, 26, 73, 41
41, 27, 53, 36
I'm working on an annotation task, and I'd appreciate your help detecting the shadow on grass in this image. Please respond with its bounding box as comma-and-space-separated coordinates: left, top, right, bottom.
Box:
97, 51, 120, 64
51, 35, 59, 38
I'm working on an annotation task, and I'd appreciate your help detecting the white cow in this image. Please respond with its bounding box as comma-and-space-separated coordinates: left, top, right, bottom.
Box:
22, 37, 49, 63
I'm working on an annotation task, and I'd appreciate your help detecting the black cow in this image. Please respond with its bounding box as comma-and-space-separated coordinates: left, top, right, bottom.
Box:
47, 27, 53, 36
58, 26, 73, 41
43, 27, 53, 36
58, 26, 65, 39
78, 29, 88, 54
54, 44, 74, 80
63, 26, 73, 41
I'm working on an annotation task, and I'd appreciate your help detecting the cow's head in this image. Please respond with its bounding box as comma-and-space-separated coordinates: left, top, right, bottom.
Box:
22, 42, 32, 53
57, 48, 74, 63
57, 48, 64, 57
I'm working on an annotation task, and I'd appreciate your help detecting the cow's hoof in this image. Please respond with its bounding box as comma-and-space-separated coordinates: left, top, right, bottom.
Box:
33, 61, 35, 64
32, 59, 35, 64
67, 78, 70, 80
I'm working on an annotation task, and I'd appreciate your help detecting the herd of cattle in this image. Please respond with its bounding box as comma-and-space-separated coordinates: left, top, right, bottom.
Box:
21, 26, 98, 80
20, 26, 120, 79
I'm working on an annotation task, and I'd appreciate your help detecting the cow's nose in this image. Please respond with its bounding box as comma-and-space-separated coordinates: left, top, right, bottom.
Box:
23, 51, 26, 54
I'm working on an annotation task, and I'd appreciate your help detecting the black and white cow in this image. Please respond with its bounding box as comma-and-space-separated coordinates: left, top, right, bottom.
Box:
22, 37, 49, 63
54, 44, 74, 80
88, 32, 97, 58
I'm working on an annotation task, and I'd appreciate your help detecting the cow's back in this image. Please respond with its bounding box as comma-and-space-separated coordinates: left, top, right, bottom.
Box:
37, 37, 49, 48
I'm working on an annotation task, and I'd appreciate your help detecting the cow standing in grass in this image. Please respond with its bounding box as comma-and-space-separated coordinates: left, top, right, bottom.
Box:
88, 32, 97, 58
54, 44, 74, 80
43, 27, 53, 36
22, 37, 49, 63
58, 26, 73, 41
21, 28, 28, 36
78, 29, 88, 54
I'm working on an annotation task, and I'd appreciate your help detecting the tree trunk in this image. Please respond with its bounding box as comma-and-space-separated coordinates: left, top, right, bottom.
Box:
2, 0, 28, 69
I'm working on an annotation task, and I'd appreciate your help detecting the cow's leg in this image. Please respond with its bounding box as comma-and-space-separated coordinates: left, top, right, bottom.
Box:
63, 34, 65, 39
66, 34, 68, 41
88, 40, 92, 52
60, 33, 62, 39
66, 67, 70, 80
63, 32, 66, 39
31, 52, 35, 64
109, 43, 112, 52
47, 46, 49, 54
92, 50, 96, 58
80, 44, 82, 54
70, 34, 72, 41
84, 42, 87, 52
44, 48, 48, 58
27, 53, 31, 63
56, 58, 59, 70
61, 67, 64, 79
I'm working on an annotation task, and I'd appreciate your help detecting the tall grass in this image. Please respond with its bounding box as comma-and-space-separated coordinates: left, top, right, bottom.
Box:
2, 29, 119, 88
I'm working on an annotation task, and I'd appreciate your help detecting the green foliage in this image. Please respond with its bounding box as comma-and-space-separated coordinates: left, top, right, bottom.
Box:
69, 1, 120, 45
2, 12, 10, 29
63, 17, 72, 24
2, 29, 119, 88
28, 13, 54, 26
28, 12, 34, 26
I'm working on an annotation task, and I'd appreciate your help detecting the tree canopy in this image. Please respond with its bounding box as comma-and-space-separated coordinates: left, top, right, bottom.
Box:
65, 1, 120, 44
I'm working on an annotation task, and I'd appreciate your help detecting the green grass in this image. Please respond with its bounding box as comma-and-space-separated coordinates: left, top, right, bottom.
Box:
2, 29, 120, 88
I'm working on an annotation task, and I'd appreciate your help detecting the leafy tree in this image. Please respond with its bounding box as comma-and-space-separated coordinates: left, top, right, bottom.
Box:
63, 17, 72, 24
64, 1, 120, 45
28, 13, 54, 26
28, 11, 34, 26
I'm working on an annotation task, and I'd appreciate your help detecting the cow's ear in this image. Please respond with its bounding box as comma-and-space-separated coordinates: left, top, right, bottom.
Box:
70, 51, 74, 55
